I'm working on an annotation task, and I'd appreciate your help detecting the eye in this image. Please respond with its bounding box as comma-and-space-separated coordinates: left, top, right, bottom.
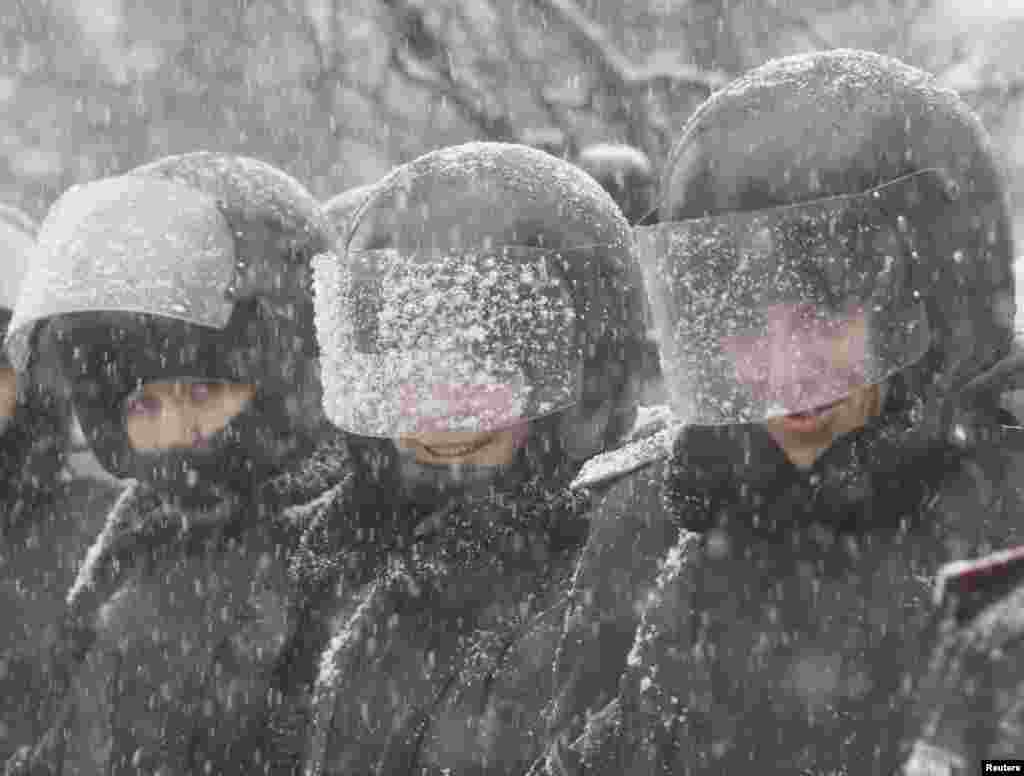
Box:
125, 395, 162, 417
190, 383, 211, 402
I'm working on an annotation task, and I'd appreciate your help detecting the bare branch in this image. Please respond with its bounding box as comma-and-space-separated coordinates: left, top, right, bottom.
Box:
761, 0, 835, 51
389, 47, 516, 140
949, 78, 1024, 101
293, 0, 341, 82
529, 0, 730, 92
630, 60, 731, 90
345, 79, 414, 133
375, 0, 519, 139
486, 0, 579, 152
526, 0, 732, 159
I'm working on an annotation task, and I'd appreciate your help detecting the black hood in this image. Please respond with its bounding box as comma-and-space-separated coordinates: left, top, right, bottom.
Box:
0, 389, 68, 534
661, 363, 1021, 547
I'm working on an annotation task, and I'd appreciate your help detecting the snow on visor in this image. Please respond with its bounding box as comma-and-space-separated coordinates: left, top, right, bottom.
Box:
314, 246, 582, 436
635, 169, 944, 425
5, 175, 236, 372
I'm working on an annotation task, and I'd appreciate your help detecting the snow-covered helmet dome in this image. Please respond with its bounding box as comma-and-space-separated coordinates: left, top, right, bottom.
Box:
316, 142, 655, 454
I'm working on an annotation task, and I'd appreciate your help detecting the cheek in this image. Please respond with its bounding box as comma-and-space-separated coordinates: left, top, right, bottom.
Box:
127, 408, 185, 450
832, 385, 882, 434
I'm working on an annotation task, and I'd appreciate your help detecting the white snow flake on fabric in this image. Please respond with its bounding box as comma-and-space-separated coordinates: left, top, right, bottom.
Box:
571, 406, 680, 491
627, 528, 701, 670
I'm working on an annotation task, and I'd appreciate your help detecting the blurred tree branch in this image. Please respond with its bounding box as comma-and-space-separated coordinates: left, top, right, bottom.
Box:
388, 47, 517, 140
531, 0, 732, 93
3, 0, 1024, 215
527, 0, 732, 159
372, 0, 733, 163
380, 0, 519, 139
487, 0, 578, 154
761, 0, 835, 50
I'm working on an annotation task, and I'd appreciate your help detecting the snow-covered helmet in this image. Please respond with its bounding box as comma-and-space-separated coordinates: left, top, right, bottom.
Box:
642, 49, 1014, 430
6, 153, 335, 497
577, 143, 657, 225
315, 142, 654, 470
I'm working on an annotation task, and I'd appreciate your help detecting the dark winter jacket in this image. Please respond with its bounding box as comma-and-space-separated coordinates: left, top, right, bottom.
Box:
274, 415, 669, 775
0, 396, 124, 764
5, 408, 671, 776
281, 470, 591, 776
539, 389, 1024, 776
4, 429, 352, 776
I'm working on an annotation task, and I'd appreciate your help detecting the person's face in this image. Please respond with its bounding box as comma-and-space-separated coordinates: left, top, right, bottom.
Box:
124, 380, 255, 451
0, 368, 16, 435
726, 304, 886, 469
393, 380, 528, 468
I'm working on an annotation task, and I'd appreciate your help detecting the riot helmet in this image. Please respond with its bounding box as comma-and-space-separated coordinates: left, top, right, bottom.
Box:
7, 153, 335, 502
315, 142, 653, 496
642, 50, 1014, 444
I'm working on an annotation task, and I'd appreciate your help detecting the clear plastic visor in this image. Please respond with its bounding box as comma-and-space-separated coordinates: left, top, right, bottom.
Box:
635, 170, 944, 425
5, 175, 236, 372
314, 246, 583, 436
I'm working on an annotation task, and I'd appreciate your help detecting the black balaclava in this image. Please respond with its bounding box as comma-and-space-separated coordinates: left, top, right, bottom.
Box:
0, 344, 67, 530
37, 304, 320, 511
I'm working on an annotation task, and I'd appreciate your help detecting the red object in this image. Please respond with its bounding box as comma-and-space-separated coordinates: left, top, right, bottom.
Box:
933, 544, 1024, 607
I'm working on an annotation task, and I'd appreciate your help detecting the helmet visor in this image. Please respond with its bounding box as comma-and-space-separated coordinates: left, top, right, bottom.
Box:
5, 175, 236, 371
636, 169, 943, 425
314, 246, 583, 436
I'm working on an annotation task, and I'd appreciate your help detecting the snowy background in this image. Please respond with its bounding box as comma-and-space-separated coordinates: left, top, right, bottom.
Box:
5, 0, 1024, 346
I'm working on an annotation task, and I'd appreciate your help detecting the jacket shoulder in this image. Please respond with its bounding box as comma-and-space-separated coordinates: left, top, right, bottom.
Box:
571, 406, 679, 492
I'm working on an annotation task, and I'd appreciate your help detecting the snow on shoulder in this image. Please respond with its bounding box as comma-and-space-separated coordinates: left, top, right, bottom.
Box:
571, 404, 681, 490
